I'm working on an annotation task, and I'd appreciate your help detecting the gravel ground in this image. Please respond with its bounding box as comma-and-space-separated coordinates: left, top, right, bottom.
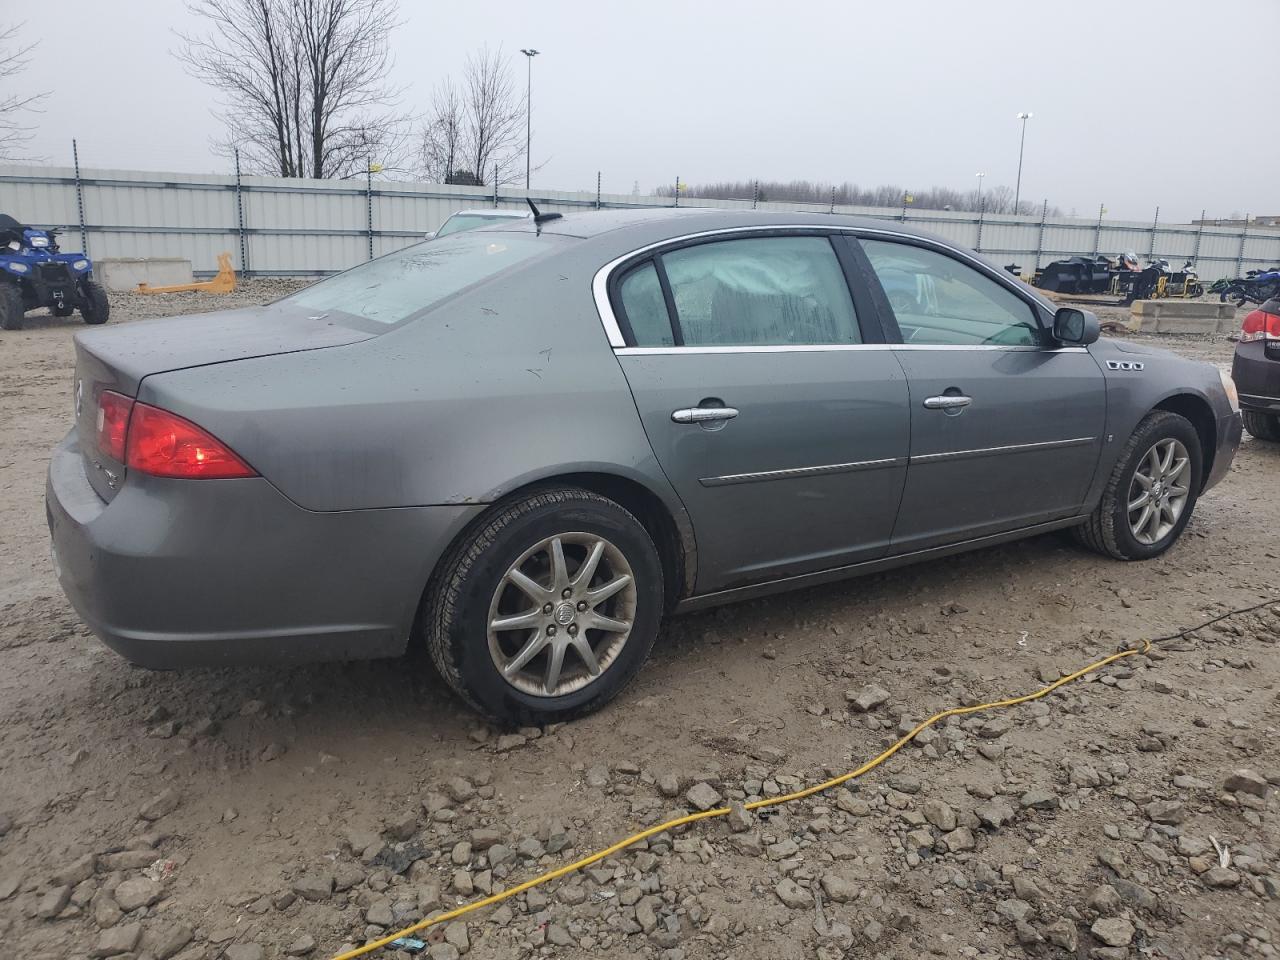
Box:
1, 284, 1277, 960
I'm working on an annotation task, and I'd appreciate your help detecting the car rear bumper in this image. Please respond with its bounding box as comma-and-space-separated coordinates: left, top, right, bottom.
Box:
46, 432, 483, 668
1232, 341, 1280, 412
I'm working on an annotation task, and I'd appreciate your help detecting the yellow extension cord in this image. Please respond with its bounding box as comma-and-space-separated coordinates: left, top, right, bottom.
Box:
331, 599, 1273, 960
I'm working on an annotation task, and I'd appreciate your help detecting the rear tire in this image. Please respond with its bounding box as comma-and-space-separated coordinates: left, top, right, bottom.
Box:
79, 280, 109, 325
1073, 410, 1202, 560
1243, 409, 1280, 442
0, 283, 23, 330
423, 487, 664, 724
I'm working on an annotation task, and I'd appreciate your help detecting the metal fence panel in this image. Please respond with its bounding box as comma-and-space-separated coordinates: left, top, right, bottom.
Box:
1, 163, 1276, 282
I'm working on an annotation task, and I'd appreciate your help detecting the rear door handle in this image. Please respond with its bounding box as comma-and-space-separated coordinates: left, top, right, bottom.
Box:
923, 395, 972, 410
672, 406, 739, 424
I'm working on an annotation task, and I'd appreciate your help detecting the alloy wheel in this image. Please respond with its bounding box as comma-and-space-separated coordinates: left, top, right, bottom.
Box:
486, 533, 638, 698
1127, 438, 1191, 545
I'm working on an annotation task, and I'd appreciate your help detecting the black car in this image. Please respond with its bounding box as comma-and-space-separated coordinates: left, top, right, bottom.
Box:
1231, 297, 1280, 440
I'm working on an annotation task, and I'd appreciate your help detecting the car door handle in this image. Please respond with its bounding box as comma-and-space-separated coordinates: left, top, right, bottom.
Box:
671, 406, 739, 424
923, 395, 972, 410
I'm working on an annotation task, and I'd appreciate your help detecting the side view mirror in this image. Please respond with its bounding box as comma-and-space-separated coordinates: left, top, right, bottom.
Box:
1053, 307, 1100, 346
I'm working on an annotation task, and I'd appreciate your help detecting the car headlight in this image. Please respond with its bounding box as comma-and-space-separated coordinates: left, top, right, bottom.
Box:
1219, 368, 1240, 412
29, 236, 48, 248
72, 259, 89, 271
6, 262, 28, 273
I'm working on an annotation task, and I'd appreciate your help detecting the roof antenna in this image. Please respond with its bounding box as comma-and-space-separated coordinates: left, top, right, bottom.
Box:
526, 197, 562, 226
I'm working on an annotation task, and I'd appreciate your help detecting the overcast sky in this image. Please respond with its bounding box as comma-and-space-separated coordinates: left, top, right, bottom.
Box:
15, 0, 1279, 222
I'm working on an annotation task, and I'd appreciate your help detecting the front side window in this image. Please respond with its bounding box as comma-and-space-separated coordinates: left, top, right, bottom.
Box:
860, 239, 1040, 347
284, 231, 552, 326
660, 236, 860, 347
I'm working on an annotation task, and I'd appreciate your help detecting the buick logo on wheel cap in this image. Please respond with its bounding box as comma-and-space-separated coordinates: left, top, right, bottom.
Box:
554, 602, 575, 626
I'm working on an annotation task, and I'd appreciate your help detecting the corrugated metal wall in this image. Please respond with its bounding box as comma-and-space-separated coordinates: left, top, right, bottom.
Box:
1, 164, 1277, 282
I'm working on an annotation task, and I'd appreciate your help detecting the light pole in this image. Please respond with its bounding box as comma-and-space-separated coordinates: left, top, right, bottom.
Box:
1014, 111, 1032, 213
975, 171, 985, 209
520, 48, 540, 190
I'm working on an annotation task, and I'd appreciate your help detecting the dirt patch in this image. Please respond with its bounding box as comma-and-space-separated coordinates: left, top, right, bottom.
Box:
0, 286, 1276, 959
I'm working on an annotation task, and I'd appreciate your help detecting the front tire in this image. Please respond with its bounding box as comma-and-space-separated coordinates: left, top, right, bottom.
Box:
1073, 410, 1202, 560
1243, 409, 1280, 442
0, 283, 23, 330
423, 487, 664, 724
79, 280, 110, 325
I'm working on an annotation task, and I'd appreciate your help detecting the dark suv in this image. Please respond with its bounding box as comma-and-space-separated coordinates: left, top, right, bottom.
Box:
1232, 297, 1280, 440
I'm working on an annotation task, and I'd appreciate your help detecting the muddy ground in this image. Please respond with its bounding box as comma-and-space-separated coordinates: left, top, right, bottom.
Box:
0, 285, 1277, 960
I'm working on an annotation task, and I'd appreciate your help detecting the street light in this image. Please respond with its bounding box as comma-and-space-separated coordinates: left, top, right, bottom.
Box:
975, 172, 986, 209
1014, 111, 1032, 213
520, 48, 540, 190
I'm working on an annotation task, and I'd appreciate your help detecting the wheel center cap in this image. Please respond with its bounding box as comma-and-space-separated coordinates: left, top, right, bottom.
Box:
553, 602, 576, 626
1152, 480, 1163, 497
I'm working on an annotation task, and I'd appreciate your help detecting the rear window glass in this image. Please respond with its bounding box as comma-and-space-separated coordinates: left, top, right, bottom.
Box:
284, 232, 552, 326
436, 213, 525, 237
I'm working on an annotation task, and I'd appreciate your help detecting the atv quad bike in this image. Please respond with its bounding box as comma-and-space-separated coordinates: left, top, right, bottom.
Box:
0, 214, 109, 331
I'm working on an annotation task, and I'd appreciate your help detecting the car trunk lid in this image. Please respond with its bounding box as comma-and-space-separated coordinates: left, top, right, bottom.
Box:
72, 304, 376, 502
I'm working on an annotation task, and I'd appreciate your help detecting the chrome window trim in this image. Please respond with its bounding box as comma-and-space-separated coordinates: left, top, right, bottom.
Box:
909, 436, 1096, 464
591, 222, 1056, 350
615, 344, 1087, 356
699, 456, 904, 488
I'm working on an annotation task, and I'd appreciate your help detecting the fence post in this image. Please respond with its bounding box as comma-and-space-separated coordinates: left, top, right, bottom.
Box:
1148, 206, 1159, 261
234, 149, 248, 275
674, 176, 680, 208
72, 139, 87, 256
1035, 199, 1048, 269
1191, 209, 1205, 268
752, 180, 759, 209
1236, 214, 1250, 277
596, 171, 601, 210
1092, 203, 1104, 257
900, 193, 908, 223
365, 160, 374, 261
493, 164, 499, 208
975, 198, 984, 252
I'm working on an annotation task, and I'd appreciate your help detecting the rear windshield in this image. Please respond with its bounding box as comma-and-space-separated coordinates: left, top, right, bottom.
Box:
436, 213, 525, 237
283, 232, 552, 326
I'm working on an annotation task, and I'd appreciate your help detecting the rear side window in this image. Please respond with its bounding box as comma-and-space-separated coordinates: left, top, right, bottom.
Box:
662, 236, 860, 346
616, 261, 675, 346
284, 231, 551, 326
860, 239, 1040, 346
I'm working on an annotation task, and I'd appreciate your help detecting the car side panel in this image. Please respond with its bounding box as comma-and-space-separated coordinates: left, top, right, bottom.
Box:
138, 254, 680, 519
1081, 339, 1239, 504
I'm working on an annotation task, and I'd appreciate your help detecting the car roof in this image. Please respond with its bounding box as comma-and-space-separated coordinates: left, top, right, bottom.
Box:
482, 206, 940, 242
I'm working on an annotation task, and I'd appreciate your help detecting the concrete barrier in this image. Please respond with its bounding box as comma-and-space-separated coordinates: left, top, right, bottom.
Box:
95, 258, 192, 293
1130, 299, 1238, 335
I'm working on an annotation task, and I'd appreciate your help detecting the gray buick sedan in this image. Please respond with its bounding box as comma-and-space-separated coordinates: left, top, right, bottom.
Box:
47, 209, 1242, 722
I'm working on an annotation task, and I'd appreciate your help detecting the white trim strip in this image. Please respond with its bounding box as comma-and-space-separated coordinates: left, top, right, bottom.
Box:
699, 457, 904, 487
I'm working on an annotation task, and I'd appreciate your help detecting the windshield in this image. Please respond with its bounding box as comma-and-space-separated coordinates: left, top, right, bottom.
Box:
436, 213, 524, 237
283, 232, 551, 326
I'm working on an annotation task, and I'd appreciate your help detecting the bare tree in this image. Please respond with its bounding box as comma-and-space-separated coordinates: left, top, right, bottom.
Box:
0, 22, 47, 161
418, 79, 467, 183
656, 179, 1061, 216
177, 0, 410, 179
418, 46, 527, 186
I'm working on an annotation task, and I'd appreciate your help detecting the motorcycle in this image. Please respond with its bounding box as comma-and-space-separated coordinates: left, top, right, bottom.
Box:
1217, 267, 1280, 306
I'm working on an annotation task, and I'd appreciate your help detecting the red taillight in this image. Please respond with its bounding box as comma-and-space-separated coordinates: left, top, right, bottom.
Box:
1240, 308, 1280, 342
96, 390, 134, 461
125, 403, 257, 479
